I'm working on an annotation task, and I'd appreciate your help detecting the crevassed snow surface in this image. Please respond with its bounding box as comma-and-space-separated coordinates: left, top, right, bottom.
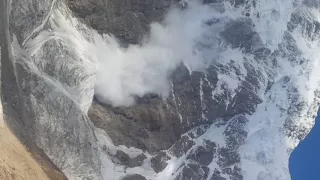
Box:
21, 0, 320, 180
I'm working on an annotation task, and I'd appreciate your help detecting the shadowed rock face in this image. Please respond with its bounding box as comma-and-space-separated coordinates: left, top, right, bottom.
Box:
122, 174, 147, 180
220, 18, 264, 53
89, 96, 181, 153
67, 0, 177, 44
66, 0, 248, 44
112, 150, 147, 168
187, 140, 216, 166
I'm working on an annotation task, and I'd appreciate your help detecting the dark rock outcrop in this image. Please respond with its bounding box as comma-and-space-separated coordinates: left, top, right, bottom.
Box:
187, 140, 216, 166
67, 0, 177, 44
89, 97, 181, 153
114, 150, 147, 168
174, 163, 209, 180
151, 151, 171, 173
220, 18, 264, 54
122, 174, 147, 180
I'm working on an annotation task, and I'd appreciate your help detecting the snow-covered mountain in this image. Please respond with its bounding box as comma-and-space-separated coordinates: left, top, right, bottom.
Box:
2, 0, 320, 180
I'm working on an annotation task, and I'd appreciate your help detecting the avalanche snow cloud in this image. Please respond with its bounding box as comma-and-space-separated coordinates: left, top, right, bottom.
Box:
92, 0, 299, 107
94, 1, 232, 107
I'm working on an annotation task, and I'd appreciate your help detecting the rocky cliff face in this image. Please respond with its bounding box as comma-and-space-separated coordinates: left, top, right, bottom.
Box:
67, 0, 176, 44
2, 0, 320, 180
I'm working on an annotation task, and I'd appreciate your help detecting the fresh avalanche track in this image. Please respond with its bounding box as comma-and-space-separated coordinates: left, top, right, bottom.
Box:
8, 0, 320, 180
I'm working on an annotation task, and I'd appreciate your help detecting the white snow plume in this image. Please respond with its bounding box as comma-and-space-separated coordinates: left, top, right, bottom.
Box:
93, 1, 239, 107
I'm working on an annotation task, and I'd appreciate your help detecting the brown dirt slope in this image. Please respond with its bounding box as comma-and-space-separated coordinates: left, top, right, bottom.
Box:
0, 102, 51, 180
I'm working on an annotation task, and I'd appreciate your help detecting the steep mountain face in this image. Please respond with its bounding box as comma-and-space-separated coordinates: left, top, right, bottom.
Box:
2, 0, 320, 180
67, 0, 176, 44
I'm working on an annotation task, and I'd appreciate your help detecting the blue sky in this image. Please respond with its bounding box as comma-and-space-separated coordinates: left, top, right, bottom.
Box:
290, 113, 320, 180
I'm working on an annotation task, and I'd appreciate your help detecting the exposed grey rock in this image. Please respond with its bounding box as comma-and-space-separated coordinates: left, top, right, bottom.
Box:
204, 0, 246, 6
210, 169, 227, 180
171, 64, 208, 128
115, 150, 131, 165
151, 151, 171, 173
174, 163, 209, 180
288, 9, 320, 41
224, 115, 248, 150
89, 97, 181, 153
187, 140, 216, 166
277, 32, 302, 62
221, 18, 264, 54
218, 147, 240, 167
203, 0, 224, 4
169, 135, 195, 157
122, 174, 147, 180
114, 150, 147, 168
221, 166, 243, 180
67, 0, 177, 44
303, 0, 320, 8
128, 153, 147, 168
187, 125, 210, 139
